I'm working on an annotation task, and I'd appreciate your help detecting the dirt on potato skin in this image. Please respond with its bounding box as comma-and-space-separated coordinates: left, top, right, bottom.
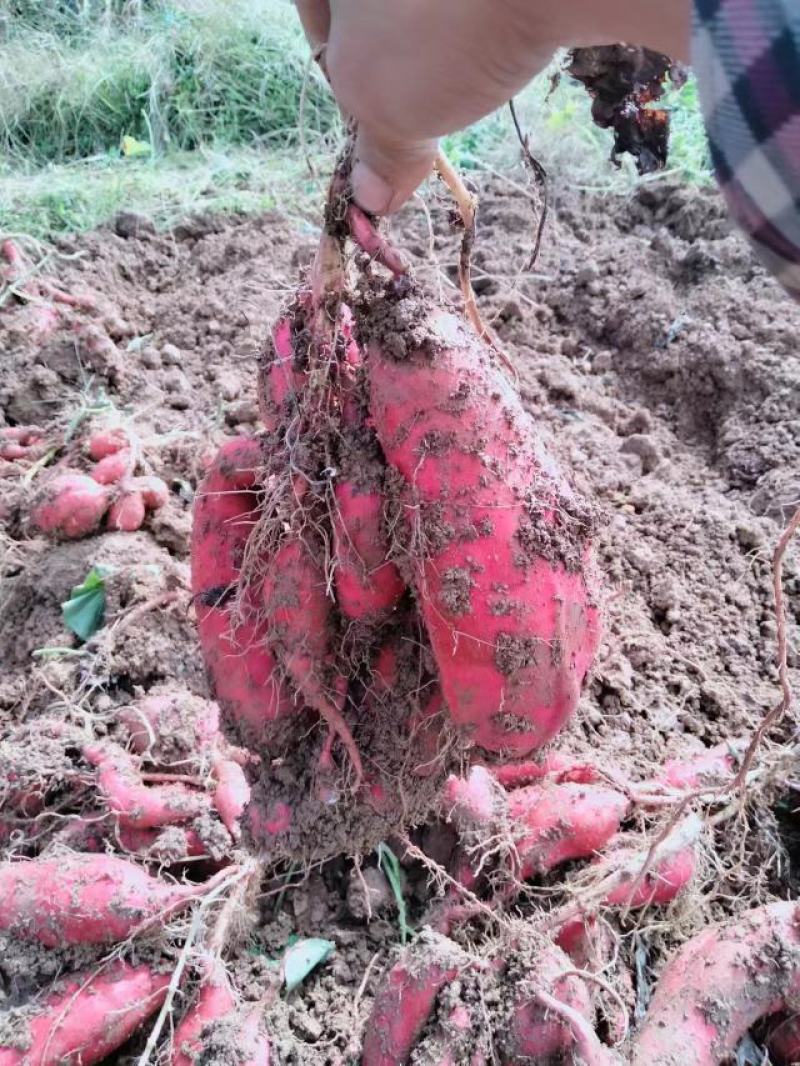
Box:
1, 174, 799, 1064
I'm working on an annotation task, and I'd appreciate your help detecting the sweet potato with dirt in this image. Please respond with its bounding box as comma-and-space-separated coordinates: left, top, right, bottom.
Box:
87, 428, 129, 460
90, 449, 132, 484
0, 853, 201, 946
84, 742, 209, 830
0, 961, 169, 1066
445, 766, 629, 878
262, 535, 361, 778
332, 479, 405, 620
631, 901, 800, 1066
502, 943, 595, 1063
191, 438, 295, 747
361, 931, 469, 1066
171, 956, 236, 1066
31, 473, 110, 538
366, 300, 600, 756
107, 489, 146, 531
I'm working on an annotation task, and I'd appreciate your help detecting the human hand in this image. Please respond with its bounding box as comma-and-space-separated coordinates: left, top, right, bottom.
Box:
295, 0, 690, 214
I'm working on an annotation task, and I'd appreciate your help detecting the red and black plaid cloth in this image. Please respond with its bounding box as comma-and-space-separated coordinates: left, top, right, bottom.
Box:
693, 0, 800, 298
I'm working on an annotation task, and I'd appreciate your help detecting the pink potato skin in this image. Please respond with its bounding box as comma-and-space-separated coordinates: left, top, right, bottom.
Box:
191, 438, 295, 748
367, 309, 600, 756
107, 490, 146, 531
631, 901, 800, 1066
0, 853, 195, 947
259, 316, 307, 432
88, 429, 129, 460
508, 782, 630, 878
361, 934, 467, 1066
333, 480, 405, 620
129, 475, 170, 509
503, 944, 594, 1063
31, 473, 110, 538
171, 959, 236, 1066
604, 846, 696, 909
90, 449, 132, 484
0, 962, 169, 1066
83, 742, 208, 830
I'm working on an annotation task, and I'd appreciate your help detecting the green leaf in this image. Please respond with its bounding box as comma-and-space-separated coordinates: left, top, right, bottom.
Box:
61, 566, 109, 641
282, 937, 334, 994
377, 842, 412, 945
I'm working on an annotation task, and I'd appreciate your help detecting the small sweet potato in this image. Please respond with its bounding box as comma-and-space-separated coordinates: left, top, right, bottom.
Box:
107, 490, 146, 531
88, 428, 130, 460
31, 473, 110, 538
90, 449, 132, 485
84, 742, 209, 830
0, 961, 169, 1066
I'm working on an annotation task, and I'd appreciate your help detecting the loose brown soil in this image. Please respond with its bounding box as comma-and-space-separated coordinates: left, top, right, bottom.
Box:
1, 175, 799, 1064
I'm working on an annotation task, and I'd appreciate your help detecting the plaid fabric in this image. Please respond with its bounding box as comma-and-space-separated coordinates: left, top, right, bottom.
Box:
693, 0, 800, 298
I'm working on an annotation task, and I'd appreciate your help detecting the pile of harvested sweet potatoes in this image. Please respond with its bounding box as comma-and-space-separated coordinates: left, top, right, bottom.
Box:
1, 158, 798, 1065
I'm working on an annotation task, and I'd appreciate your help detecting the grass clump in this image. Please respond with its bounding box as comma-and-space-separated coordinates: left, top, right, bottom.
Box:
0, 0, 336, 165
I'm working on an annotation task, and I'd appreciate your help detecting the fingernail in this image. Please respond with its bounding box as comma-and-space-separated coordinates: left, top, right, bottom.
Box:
351, 161, 394, 215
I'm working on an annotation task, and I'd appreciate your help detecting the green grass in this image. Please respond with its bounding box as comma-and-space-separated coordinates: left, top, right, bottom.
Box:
0, 6, 713, 241
0, 0, 335, 165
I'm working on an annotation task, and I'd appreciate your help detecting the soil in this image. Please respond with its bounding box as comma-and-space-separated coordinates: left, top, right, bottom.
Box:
1, 173, 799, 1064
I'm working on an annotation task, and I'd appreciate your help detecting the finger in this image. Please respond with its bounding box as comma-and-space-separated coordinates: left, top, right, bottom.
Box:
350, 127, 437, 215
294, 0, 330, 53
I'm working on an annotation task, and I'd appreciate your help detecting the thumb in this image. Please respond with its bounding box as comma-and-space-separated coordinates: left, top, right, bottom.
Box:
350, 126, 438, 215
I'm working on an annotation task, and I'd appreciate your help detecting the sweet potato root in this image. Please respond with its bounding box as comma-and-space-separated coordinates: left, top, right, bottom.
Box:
362, 931, 469, 1066
191, 437, 295, 746
367, 303, 600, 755
0, 961, 169, 1066
107, 489, 146, 531
631, 901, 800, 1065
0, 853, 199, 946
171, 956, 236, 1066
332, 479, 405, 621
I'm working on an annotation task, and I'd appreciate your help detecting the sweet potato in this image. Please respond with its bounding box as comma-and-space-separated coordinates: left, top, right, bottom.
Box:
107, 489, 146, 531
0, 853, 200, 946
88, 428, 129, 460
119, 690, 221, 757
31, 473, 110, 538
259, 314, 307, 432
657, 742, 740, 792
367, 304, 600, 755
171, 956, 236, 1066
130, 474, 170, 509
507, 781, 630, 878
362, 931, 469, 1066
503, 943, 594, 1063
601, 813, 700, 911
0, 961, 169, 1066
212, 756, 251, 839
333, 480, 405, 620
84, 742, 209, 830
262, 537, 361, 778
445, 766, 629, 878
191, 438, 295, 747
90, 449, 132, 484
631, 901, 800, 1066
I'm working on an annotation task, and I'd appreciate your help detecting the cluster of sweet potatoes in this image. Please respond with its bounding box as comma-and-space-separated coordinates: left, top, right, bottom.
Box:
27, 426, 169, 537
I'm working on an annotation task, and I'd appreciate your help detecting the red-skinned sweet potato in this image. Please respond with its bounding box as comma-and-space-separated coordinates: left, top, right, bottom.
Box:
502, 943, 595, 1063
631, 901, 800, 1066
367, 306, 600, 756
191, 438, 295, 747
91, 449, 132, 484
361, 931, 469, 1066
0, 961, 169, 1066
84, 742, 209, 830
87, 428, 129, 460
332, 479, 405, 620
31, 473, 110, 538
107, 490, 146, 531
0, 853, 200, 947
171, 956, 236, 1066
